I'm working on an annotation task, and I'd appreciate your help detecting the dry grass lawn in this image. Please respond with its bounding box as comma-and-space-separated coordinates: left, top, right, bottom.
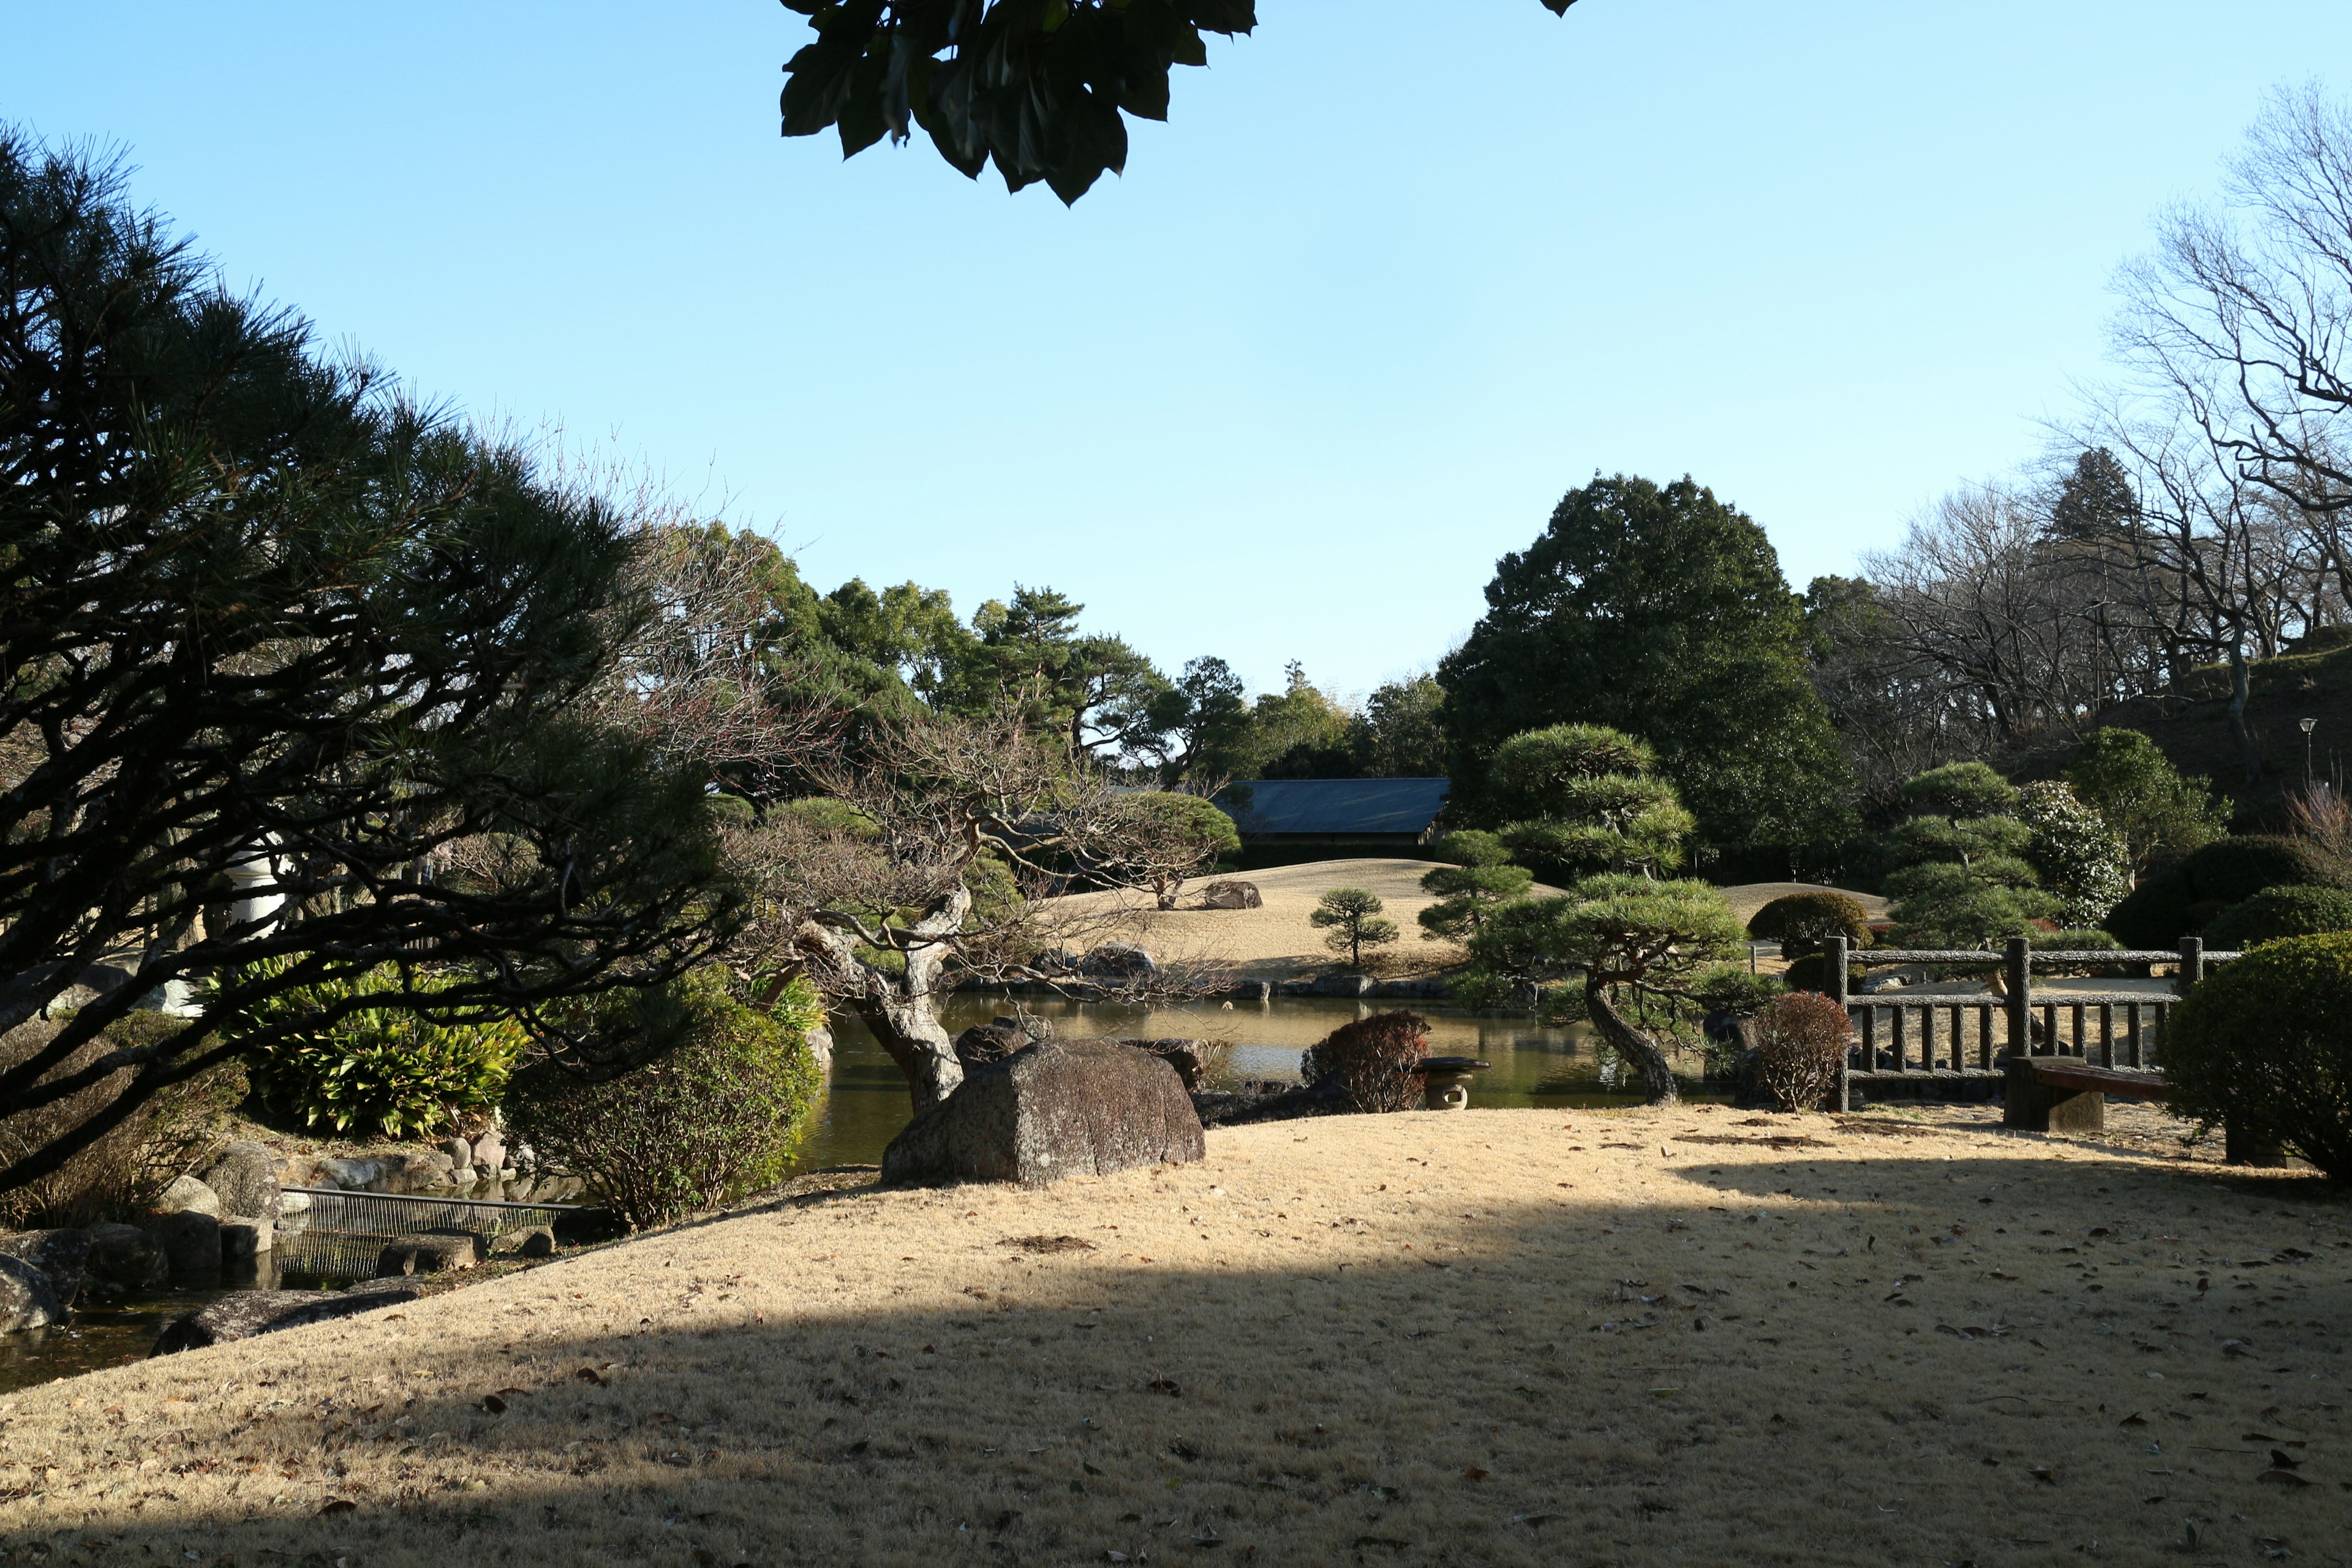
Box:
1053, 860, 1882, 982
3, 1108, 2346, 1566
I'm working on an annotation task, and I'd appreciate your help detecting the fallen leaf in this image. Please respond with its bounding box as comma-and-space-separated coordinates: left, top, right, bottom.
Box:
2269, 1449, 2301, 1470
2030, 1466, 2056, 1484
2257, 1469, 2312, 1488
318, 1499, 356, 1517
575, 1367, 606, 1386
1461, 1467, 1489, 1481
481, 1395, 507, 1414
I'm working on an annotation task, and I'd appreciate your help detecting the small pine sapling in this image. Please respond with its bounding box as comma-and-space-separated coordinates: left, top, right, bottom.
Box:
1311, 888, 1400, 969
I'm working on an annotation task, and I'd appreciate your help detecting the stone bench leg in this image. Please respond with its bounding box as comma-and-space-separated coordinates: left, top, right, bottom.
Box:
2002, 1057, 2103, 1134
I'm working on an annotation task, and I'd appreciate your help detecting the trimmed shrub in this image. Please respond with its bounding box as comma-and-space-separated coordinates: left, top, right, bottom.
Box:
2162, 933, 2352, 1178
1781, 952, 1828, 994
245, 965, 526, 1140
2107, 835, 2349, 948
2177, 835, 2345, 906
1746, 892, 1873, 960
2203, 886, 2352, 951
0, 1012, 247, 1229
1752, 992, 1853, 1112
1300, 1011, 1430, 1114
503, 972, 823, 1229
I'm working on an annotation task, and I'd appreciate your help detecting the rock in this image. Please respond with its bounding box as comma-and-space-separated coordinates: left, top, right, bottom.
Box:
1080, 942, 1156, 979
153, 1210, 221, 1283
375, 1231, 478, 1276
199, 1140, 282, 1221
0, 1254, 62, 1334
0, 1229, 91, 1308
312, 1155, 385, 1191
953, 1021, 1027, 1072
276, 1153, 320, 1188
439, 1135, 474, 1169
450, 1164, 478, 1187
1308, 973, 1375, 998
1190, 1076, 1350, 1127
804, 1023, 834, 1072
1114, 1038, 1208, 1088
219, 1217, 273, 1260
85, 1223, 168, 1294
490, 1225, 556, 1259
1198, 880, 1262, 910
277, 1189, 312, 1217
156, 1174, 222, 1216
882, 1038, 1204, 1188
150, 1283, 420, 1356
470, 1133, 507, 1174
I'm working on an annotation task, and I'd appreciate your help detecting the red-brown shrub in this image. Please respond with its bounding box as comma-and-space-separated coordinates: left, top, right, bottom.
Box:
1754, 992, 1853, 1112
1300, 1011, 1430, 1114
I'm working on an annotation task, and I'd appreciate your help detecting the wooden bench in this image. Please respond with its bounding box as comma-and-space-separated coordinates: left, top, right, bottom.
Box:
2002, 1055, 2167, 1134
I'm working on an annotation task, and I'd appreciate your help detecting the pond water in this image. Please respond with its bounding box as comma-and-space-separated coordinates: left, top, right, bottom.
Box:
0, 1257, 355, 1396
784, 992, 1724, 1174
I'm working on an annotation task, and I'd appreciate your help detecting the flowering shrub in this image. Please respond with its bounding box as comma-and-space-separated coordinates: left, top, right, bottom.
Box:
2018, 781, 2132, 928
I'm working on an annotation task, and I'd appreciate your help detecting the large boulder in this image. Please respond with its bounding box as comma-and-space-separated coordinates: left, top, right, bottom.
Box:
1115, 1038, 1210, 1088
1190, 1076, 1350, 1128
0, 1254, 62, 1334
220, 1218, 273, 1261
155, 1174, 222, 1216
85, 1223, 168, 1294
152, 1210, 221, 1283
1080, 942, 1156, 979
312, 1155, 386, 1191
470, 1132, 508, 1176
0, 1229, 91, 1308
150, 1283, 420, 1356
883, 1038, 1204, 1188
376, 1231, 478, 1276
1198, 880, 1263, 910
200, 1140, 282, 1221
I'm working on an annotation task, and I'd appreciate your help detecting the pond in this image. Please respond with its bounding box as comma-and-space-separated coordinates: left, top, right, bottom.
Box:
784, 992, 1724, 1174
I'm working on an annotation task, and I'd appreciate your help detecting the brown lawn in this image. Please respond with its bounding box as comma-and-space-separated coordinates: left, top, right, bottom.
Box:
2, 1107, 2342, 1566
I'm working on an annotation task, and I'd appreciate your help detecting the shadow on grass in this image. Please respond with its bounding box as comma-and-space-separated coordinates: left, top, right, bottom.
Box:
9, 1142, 2348, 1568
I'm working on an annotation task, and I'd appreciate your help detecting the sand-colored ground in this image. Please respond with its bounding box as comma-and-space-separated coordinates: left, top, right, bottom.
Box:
4, 1108, 2343, 1566
1054, 861, 1884, 982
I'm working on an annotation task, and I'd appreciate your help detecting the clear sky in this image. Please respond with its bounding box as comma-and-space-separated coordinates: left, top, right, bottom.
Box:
5, 3, 2348, 701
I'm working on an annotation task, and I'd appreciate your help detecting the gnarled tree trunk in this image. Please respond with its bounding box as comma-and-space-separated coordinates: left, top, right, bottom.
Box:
796, 886, 971, 1114
1585, 979, 1679, 1106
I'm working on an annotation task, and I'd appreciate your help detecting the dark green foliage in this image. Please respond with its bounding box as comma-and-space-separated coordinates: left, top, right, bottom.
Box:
1417, 864, 1536, 943
504, 974, 824, 1230
2177, 835, 2343, 906
1439, 474, 1854, 853
1899, 763, 2019, 822
2162, 934, 2352, 1178
2065, 728, 2229, 875
1781, 952, 1830, 995
1310, 889, 1398, 968
1746, 892, 1874, 960
1300, 1011, 1430, 1115
0, 134, 739, 1193
2048, 447, 2138, 541
2202, 886, 2352, 950
779, 2, 1580, 204
1484, 724, 1693, 882
2106, 834, 2349, 947
1430, 831, 1515, 868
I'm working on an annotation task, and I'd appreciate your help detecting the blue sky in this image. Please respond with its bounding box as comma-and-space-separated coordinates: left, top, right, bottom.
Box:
6, 2, 2348, 700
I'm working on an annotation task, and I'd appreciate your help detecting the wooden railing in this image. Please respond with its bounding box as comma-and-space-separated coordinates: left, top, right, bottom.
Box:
1822, 936, 2237, 1110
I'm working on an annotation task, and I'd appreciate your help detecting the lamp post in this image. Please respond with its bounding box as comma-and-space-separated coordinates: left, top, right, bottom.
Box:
2302, 717, 2318, 788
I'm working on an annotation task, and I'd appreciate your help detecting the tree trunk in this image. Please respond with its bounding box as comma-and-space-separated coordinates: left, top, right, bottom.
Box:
799, 887, 972, 1114
1586, 979, 1679, 1106
2226, 641, 2262, 784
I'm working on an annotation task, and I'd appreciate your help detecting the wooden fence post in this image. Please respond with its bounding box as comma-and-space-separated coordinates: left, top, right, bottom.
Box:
1826, 936, 1851, 1112
2005, 937, 2031, 1057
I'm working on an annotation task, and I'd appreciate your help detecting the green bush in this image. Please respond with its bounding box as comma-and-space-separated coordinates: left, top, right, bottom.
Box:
2162, 933, 2352, 1178
503, 971, 823, 1229
244, 967, 525, 1139
1746, 892, 1873, 960
2203, 886, 2352, 951
2106, 835, 2348, 948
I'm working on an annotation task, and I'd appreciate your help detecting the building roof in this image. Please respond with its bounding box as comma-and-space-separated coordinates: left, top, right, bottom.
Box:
1217, 777, 1451, 838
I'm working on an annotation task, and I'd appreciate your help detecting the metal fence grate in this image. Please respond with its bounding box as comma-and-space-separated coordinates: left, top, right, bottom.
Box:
275, 1186, 579, 1279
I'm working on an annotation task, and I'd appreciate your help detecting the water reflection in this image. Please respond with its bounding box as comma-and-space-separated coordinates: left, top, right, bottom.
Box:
786, 993, 1721, 1175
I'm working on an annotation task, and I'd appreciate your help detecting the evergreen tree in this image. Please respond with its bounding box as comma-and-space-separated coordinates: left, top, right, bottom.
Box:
2047, 447, 2138, 541
1482, 725, 1694, 884
1439, 474, 1855, 854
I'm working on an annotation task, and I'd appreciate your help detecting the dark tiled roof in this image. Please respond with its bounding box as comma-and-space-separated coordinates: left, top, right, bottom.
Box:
1217, 777, 1450, 837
